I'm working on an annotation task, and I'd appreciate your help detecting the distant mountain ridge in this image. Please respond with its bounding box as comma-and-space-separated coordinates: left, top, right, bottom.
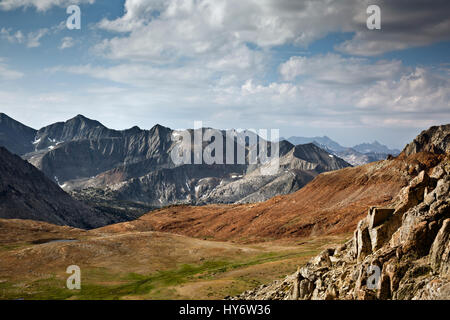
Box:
353, 140, 399, 154
283, 135, 400, 166
0, 113, 351, 210
284, 136, 348, 152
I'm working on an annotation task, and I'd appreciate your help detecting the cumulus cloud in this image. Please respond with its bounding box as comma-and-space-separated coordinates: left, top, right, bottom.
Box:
95, 0, 356, 63
277, 54, 450, 114
355, 67, 450, 113
207, 54, 450, 130
96, 0, 450, 61
53, 51, 449, 131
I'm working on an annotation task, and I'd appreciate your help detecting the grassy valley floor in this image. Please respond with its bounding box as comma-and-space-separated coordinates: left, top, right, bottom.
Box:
0, 219, 349, 300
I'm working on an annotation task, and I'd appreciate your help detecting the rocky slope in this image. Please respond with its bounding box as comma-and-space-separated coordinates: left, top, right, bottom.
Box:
234, 124, 450, 300
99, 149, 436, 242
234, 162, 449, 300
61, 134, 349, 206
0, 147, 128, 229
196, 143, 350, 205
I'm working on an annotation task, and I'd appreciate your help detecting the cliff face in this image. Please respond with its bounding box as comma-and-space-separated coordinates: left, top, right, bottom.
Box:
234, 124, 450, 300
100, 143, 351, 207
402, 124, 450, 156
235, 160, 449, 300
0, 147, 127, 229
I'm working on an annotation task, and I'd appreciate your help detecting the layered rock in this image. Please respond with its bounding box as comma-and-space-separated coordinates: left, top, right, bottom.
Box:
402, 124, 450, 156
234, 159, 450, 300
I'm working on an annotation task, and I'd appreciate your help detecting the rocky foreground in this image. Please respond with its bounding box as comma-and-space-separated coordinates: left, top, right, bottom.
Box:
233, 157, 449, 300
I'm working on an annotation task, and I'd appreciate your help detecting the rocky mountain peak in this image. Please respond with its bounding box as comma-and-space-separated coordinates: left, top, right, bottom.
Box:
149, 123, 171, 135
125, 125, 141, 132
289, 143, 350, 171
402, 124, 450, 156
67, 114, 105, 128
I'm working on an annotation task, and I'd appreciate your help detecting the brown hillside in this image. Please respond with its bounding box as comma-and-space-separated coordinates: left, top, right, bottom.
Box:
99, 152, 443, 242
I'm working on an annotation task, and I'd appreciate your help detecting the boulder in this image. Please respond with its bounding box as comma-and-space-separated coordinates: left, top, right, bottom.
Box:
368, 207, 395, 229
354, 220, 372, 262
429, 219, 450, 275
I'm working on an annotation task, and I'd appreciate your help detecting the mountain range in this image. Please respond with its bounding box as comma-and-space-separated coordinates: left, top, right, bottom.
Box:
100, 125, 449, 243
283, 135, 400, 166
0, 113, 350, 215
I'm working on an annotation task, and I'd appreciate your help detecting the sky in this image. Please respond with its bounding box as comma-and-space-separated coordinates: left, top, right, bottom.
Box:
0, 0, 449, 149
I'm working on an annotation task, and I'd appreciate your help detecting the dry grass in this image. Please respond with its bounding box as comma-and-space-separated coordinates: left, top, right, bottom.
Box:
0, 219, 349, 300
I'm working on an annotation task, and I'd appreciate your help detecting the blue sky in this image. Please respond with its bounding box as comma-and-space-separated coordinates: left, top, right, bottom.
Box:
0, 0, 449, 149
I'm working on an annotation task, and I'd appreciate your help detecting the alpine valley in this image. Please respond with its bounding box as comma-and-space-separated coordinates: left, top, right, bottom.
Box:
0, 112, 448, 300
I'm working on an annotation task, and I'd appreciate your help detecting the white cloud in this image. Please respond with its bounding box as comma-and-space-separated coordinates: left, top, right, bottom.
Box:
96, 0, 450, 62
1, 27, 48, 47
95, 0, 357, 63
26, 28, 48, 48
0, 28, 24, 43
51, 49, 450, 131
51, 64, 215, 88
355, 67, 450, 113
279, 54, 404, 85
59, 36, 75, 50
209, 54, 450, 129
